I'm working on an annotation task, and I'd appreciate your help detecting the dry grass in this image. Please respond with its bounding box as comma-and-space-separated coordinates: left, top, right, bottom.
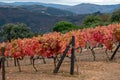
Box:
1, 48, 120, 80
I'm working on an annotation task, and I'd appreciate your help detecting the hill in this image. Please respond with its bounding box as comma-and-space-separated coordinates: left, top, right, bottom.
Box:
0, 6, 86, 33
0, 2, 70, 9
0, 2, 120, 14
19, 5, 74, 16
1, 2, 119, 33
65, 3, 120, 14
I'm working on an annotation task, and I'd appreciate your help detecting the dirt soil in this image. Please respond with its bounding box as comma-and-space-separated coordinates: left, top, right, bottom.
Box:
1, 48, 120, 80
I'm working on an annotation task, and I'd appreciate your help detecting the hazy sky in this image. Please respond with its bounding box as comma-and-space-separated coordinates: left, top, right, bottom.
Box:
1, 0, 120, 5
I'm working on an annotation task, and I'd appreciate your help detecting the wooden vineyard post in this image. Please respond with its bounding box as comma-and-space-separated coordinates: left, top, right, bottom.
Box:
14, 58, 17, 66
53, 39, 72, 73
110, 43, 120, 61
1, 46, 5, 80
70, 36, 75, 75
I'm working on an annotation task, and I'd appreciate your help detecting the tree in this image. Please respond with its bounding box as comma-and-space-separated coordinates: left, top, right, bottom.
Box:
82, 15, 102, 28
110, 9, 120, 23
53, 21, 78, 33
100, 14, 111, 25
0, 23, 34, 42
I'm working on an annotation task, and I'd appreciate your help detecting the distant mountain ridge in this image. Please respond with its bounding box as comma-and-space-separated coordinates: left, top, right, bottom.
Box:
0, 2, 74, 16
0, 2, 70, 9
0, 2, 120, 14
65, 3, 120, 14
